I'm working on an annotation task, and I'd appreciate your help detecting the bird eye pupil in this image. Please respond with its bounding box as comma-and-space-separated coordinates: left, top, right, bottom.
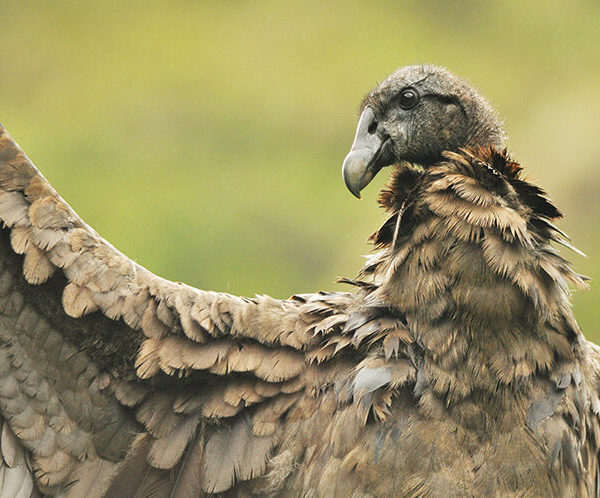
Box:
400, 89, 419, 109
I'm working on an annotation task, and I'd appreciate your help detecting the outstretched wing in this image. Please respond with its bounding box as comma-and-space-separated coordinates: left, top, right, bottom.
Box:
0, 125, 377, 496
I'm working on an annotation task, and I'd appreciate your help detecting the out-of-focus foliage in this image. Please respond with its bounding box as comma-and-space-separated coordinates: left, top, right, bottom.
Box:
1, 1, 599, 337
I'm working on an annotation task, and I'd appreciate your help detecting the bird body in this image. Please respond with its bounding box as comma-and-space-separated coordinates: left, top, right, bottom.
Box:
0, 65, 598, 497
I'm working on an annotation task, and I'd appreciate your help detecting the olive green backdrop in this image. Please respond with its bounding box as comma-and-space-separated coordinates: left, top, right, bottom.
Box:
1, 1, 599, 338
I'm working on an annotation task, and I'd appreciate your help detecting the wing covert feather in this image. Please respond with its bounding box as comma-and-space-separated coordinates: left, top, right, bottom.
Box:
0, 124, 372, 494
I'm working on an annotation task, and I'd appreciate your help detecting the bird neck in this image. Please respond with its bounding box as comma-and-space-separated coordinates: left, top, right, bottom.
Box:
362, 147, 586, 416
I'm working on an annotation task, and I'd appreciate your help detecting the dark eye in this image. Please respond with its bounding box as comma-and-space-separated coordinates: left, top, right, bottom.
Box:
399, 88, 419, 109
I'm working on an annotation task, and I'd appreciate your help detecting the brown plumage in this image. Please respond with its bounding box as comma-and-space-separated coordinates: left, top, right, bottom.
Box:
0, 64, 598, 496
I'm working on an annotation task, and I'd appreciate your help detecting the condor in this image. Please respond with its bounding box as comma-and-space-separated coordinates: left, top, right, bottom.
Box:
0, 65, 597, 497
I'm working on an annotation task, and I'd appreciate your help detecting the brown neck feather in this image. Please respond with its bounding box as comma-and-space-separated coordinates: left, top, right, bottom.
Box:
360, 147, 586, 420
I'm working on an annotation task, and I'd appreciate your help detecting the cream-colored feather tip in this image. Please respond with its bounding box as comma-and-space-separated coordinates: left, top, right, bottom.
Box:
9, 227, 31, 255
0, 191, 29, 228
62, 283, 99, 318
29, 196, 75, 230
135, 339, 161, 379
141, 300, 169, 339
23, 245, 55, 284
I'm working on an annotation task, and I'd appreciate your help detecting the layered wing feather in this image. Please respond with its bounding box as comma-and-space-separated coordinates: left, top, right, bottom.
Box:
0, 125, 391, 495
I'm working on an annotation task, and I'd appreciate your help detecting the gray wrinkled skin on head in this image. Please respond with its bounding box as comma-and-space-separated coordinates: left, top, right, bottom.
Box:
361, 64, 506, 165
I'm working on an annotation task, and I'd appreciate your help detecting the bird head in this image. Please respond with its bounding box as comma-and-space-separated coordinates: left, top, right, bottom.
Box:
342, 65, 506, 198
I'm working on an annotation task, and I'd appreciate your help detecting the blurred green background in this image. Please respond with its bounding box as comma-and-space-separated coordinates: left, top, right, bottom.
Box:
1, 1, 599, 338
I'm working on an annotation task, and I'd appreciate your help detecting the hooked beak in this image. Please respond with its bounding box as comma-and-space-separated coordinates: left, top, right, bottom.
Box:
342, 107, 393, 198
